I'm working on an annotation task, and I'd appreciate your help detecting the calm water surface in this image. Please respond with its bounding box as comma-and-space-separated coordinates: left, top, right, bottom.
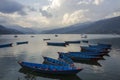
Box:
0, 34, 120, 80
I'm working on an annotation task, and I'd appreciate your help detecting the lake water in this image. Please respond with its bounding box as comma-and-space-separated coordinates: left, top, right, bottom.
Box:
0, 34, 120, 80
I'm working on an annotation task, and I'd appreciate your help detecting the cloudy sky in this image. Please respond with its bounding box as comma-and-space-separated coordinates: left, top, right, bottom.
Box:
0, 0, 120, 29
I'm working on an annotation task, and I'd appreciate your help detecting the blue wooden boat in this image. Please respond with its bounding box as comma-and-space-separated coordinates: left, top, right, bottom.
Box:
81, 46, 109, 53
58, 52, 102, 61
81, 40, 88, 43
68, 52, 106, 57
43, 38, 51, 41
43, 56, 69, 66
89, 45, 109, 50
58, 52, 74, 66
65, 40, 81, 44
97, 43, 111, 48
89, 44, 111, 49
47, 42, 66, 46
16, 41, 28, 45
18, 61, 83, 75
82, 45, 109, 49
0, 43, 12, 48
14, 35, 18, 38
19, 68, 81, 80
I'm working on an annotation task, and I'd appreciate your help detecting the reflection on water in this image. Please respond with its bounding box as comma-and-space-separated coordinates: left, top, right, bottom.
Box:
0, 34, 120, 80
73, 59, 102, 67
18, 68, 81, 80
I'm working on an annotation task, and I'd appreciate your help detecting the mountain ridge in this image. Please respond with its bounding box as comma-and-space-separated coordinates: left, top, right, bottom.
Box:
0, 16, 120, 34
42, 16, 120, 34
0, 25, 23, 34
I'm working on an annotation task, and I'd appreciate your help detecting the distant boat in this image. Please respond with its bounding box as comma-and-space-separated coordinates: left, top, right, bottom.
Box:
47, 42, 66, 47
65, 40, 81, 44
0, 43, 13, 48
31, 36, 34, 38
43, 38, 51, 41
81, 40, 88, 43
18, 61, 83, 75
14, 35, 18, 38
16, 41, 28, 45
55, 34, 58, 37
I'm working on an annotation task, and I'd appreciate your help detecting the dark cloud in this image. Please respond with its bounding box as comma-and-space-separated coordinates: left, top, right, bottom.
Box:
39, 9, 52, 18
0, 0, 25, 15
17, 10, 27, 15
28, 7, 37, 12
0, 15, 12, 26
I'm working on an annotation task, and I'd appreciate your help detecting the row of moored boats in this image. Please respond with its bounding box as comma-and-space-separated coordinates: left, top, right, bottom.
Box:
18, 41, 111, 75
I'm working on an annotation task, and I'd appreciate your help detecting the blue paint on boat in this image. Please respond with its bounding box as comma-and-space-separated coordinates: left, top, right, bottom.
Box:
58, 52, 102, 61
58, 52, 74, 65
97, 43, 111, 48
89, 44, 111, 49
18, 61, 83, 75
43, 38, 51, 41
0, 43, 12, 48
81, 46, 109, 53
43, 56, 69, 66
65, 40, 81, 44
81, 40, 88, 43
68, 52, 106, 56
47, 42, 66, 46
16, 41, 28, 45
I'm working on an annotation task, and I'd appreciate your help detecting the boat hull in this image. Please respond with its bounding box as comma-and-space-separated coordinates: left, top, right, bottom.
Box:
65, 40, 81, 44
47, 42, 66, 47
81, 46, 110, 53
68, 52, 106, 57
18, 61, 82, 75
69, 56, 102, 61
59, 53, 103, 61
0, 43, 12, 48
16, 41, 28, 45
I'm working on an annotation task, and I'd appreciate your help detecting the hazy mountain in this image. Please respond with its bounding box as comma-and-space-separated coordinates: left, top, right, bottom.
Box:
5, 25, 38, 34
42, 16, 120, 34
42, 22, 91, 34
0, 25, 23, 34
